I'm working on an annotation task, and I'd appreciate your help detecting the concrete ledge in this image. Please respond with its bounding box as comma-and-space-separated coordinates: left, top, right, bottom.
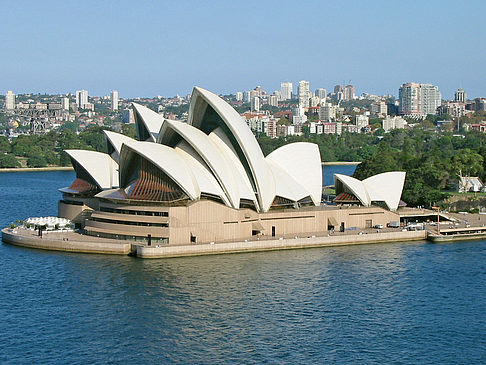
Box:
1, 228, 131, 255
137, 230, 427, 258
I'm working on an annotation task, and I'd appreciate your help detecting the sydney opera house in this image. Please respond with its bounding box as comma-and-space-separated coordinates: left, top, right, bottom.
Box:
59, 87, 405, 245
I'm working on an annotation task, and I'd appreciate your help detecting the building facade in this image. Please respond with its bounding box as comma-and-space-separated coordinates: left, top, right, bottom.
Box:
399, 82, 441, 116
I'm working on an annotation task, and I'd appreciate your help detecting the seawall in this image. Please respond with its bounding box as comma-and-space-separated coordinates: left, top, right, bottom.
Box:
1, 228, 130, 254
2, 227, 426, 258
0, 166, 73, 173
136, 231, 426, 258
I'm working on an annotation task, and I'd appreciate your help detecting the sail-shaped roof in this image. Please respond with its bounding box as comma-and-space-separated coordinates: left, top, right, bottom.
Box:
103, 130, 136, 163
334, 172, 406, 211
188, 87, 275, 212
119, 141, 199, 200
132, 103, 165, 142
65, 149, 118, 189
266, 142, 322, 205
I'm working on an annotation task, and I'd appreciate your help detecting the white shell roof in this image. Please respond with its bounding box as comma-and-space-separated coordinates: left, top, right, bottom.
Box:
334, 172, 406, 211
188, 87, 276, 212
132, 103, 165, 142
208, 127, 258, 208
334, 174, 370, 206
103, 130, 136, 163
174, 140, 230, 206
65, 149, 118, 189
266, 142, 322, 206
267, 160, 311, 203
119, 141, 199, 200
364, 171, 406, 211
159, 119, 240, 208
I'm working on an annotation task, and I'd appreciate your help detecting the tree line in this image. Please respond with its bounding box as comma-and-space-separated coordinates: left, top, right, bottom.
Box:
0, 125, 136, 168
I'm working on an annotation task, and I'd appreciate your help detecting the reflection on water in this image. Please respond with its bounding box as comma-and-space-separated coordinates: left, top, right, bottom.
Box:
2, 171, 486, 363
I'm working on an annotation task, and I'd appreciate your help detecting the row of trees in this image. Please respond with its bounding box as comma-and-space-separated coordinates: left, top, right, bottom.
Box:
258, 128, 486, 208
0, 124, 136, 168
353, 129, 486, 207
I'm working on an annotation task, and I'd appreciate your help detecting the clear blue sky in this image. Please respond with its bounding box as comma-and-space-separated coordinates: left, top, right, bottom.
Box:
1, 0, 485, 99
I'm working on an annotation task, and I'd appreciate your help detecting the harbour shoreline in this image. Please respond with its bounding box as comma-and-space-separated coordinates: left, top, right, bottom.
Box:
2, 227, 426, 259
0, 166, 73, 173
322, 161, 361, 166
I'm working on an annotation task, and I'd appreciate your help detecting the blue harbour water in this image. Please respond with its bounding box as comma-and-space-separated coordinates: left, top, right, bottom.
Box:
2, 168, 486, 363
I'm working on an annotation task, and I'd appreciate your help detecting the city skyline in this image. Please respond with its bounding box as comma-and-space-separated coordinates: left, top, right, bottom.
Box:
1, 1, 485, 98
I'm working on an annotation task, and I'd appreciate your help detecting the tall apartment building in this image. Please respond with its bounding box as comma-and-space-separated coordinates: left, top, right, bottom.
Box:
398, 82, 441, 116
334, 85, 343, 94
61, 97, 69, 111
76, 90, 89, 109
280, 82, 293, 100
315, 88, 327, 100
235, 92, 243, 101
111, 90, 119, 111
268, 95, 278, 107
319, 104, 336, 121
344, 85, 355, 100
298, 80, 310, 107
5, 90, 15, 110
243, 91, 251, 103
455, 88, 467, 103
251, 96, 260, 112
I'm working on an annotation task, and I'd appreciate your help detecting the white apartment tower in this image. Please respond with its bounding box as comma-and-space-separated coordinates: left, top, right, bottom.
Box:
399, 82, 441, 116
420, 84, 441, 115
280, 82, 293, 100
251, 97, 260, 112
111, 90, 119, 111
235, 92, 243, 101
268, 95, 278, 107
61, 97, 70, 111
76, 90, 89, 109
298, 80, 310, 107
5, 90, 15, 110
455, 88, 467, 103
315, 88, 327, 100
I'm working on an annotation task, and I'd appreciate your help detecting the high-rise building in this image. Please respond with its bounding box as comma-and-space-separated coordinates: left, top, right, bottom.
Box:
420, 84, 442, 115
344, 85, 355, 100
111, 90, 119, 111
251, 96, 260, 112
235, 92, 243, 101
315, 88, 327, 100
5, 90, 15, 110
61, 97, 69, 111
243, 91, 251, 103
254, 86, 263, 97
268, 95, 278, 107
76, 90, 89, 109
280, 82, 293, 100
298, 80, 310, 107
319, 104, 336, 121
455, 88, 467, 103
334, 85, 344, 94
398, 82, 441, 116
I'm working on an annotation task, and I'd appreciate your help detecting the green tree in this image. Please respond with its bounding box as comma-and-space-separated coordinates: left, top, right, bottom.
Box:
0, 153, 20, 168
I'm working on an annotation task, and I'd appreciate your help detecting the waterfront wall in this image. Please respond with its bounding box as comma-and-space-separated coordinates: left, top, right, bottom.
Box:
137, 230, 427, 259
1, 228, 131, 255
